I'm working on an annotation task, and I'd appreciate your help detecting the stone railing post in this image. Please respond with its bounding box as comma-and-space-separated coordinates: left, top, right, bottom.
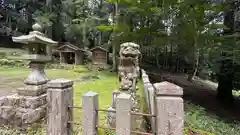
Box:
116, 93, 132, 135
154, 81, 184, 135
141, 69, 156, 133
47, 79, 73, 135
82, 92, 99, 135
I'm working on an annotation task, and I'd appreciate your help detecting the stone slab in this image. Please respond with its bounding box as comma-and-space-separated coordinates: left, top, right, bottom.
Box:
0, 95, 21, 106
154, 81, 183, 96
0, 94, 47, 109
155, 96, 184, 135
47, 79, 73, 88
0, 105, 46, 126
0, 106, 15, 119
21, 105, 46, 124
17, 84, 47, 96
20, 94, 47, 109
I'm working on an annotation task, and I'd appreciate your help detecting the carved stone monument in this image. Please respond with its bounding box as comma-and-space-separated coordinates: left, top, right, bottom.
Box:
106, 42, 141, 130
0, 23, 57, 127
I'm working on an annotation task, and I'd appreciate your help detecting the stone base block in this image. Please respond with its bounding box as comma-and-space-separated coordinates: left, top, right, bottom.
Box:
0, 93, 47, 128
0, 105, 46, 127
0, 94, 47, 109
17, 84, 47, 96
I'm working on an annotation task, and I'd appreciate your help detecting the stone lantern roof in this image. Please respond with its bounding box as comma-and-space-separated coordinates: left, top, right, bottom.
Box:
12, 23, 58, 45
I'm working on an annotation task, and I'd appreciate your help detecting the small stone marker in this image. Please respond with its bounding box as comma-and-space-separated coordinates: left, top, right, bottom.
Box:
154, 81, 184, 135
82, 92, 99, 135
116, 93, 132, 135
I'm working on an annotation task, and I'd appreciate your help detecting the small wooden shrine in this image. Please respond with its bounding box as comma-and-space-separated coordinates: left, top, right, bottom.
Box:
56, 43, 85, 65
91, 46, 109, 66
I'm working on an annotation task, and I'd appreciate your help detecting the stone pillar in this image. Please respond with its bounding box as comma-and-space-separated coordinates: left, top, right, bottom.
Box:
82, 92, 99, 135
47, 79, 73, 135
116, 93, 131, 135
154, 81, 184, 135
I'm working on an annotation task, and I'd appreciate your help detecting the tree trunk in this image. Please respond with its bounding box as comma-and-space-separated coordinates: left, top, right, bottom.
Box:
216, 59, 234, 105
170, 43, 173, 71
188, 49, 199, 81
216, 1, 235, 105
111, 2, 119, 71
112, 43, 117, 71
156, 52, 160, 68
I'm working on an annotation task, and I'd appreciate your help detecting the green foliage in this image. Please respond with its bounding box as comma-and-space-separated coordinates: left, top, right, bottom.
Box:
185, 101, 240, 135
184, 127, 215, 135
33, 9, 57, 29
0, 122, 45, 135
71, 65, 90, 73
0, 58, 27, 67
97, 25, 115, 32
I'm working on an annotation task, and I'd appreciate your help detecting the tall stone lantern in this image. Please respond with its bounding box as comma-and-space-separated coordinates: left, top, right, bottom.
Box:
0, 24, 57, 128
12, 23, 58, 96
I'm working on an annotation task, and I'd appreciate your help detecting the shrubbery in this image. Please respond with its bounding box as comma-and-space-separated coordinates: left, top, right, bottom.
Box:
0, 58, 28, 67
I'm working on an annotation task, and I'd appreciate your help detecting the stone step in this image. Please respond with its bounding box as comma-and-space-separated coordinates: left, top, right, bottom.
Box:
0, 94, 47, 109
0, 104, 46, 126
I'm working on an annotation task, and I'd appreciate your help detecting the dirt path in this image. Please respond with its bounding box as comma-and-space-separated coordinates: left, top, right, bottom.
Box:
142, 66, 240, 122
0, 77, 25, 96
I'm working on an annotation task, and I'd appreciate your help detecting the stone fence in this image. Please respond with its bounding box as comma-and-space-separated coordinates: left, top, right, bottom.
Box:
47, 75, 184, 135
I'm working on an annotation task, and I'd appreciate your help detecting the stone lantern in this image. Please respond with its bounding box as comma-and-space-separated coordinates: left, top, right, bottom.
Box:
12, 23, 58, 96
0, 23, 57, 128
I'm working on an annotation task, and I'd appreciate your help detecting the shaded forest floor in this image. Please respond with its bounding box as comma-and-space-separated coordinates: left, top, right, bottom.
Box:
143, 65, 240, 135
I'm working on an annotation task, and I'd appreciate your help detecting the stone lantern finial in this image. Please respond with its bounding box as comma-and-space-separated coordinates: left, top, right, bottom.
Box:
32, 23, 42, 32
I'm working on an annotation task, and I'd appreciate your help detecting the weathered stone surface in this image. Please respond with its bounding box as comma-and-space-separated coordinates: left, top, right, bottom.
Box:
141, 69, 146, 74
0, 92, 47, 127
19, 94, 47, 109
0, 117, 8, 125
17, 84, 47, 96
154, 81, 183, 96
116, 93, 131, 135
106, 107, 116, 128
155, 97, 184, 135
82, 92, 99, 135
48, 79, 73, 88
142, 76, 150, 84
24, 62, 49, 85
21, 105, 46, 124
0, 106, 15, 119
47, 80, 73, 135
0, 95, 22, 106
111, 91, 120, 108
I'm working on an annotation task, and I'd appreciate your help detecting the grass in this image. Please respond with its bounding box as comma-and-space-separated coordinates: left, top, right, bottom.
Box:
185, 101, 240, 135
0, 47, 26, 54
0, 66, 119, 135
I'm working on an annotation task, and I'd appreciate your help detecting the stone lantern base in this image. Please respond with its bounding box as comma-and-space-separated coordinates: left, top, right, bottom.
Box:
0, 94, 47, 127
0, 62, 48, 128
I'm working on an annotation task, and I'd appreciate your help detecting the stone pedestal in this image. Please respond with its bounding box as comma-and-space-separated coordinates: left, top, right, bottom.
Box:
17, 84, 47, 96
24, 62, 48, 85
0, 94, 47, 127
0, 62, 48, 128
